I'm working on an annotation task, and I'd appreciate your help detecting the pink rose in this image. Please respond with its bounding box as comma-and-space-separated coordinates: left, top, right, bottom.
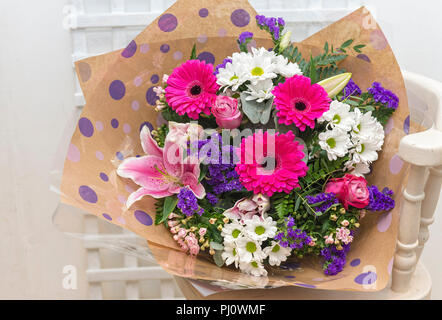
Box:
212, 96, 242, 129
325, 174, 369, 209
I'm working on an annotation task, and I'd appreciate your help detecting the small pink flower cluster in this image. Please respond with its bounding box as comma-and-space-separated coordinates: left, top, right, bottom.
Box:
324, 227, 354, 247
167, 212, 205, 256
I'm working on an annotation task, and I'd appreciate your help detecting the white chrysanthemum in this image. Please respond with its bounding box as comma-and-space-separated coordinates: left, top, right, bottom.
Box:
242, 47, 278, 85
216, 60, 247, 91
319, 128, 352, 161
272, 54, 302, 78
351, 108, 385, 144
244, 215, 277, 241
236, 236, 266, 263
346, 161, 371, 177
244, 79, 274, 103
319, 100, 355, 132
239, 260, 268, 277
350, 137, 382, 164
222, 242, 240, 268
263, 241, 292, 266
221, 220, 244, 243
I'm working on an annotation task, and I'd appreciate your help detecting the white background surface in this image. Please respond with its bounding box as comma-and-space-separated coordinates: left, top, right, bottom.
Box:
0, 0, 441, 299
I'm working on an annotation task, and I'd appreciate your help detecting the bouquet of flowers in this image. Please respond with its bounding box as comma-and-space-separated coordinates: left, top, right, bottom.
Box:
116, 14, 398, 277
61, 0, 411, 291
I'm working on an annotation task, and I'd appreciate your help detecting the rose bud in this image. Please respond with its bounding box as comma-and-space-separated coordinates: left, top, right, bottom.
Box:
211, 96, 243, 129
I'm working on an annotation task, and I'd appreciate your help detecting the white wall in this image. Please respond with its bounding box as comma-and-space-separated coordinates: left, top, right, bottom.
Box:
0, 0, 441, 299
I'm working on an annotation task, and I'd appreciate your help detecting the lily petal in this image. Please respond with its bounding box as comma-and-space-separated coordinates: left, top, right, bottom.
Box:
117, 155, 170, 190
181, 172, 206, 199
163, 140, 184, 179
140, 125, 163, 157
127, 187, 173, 208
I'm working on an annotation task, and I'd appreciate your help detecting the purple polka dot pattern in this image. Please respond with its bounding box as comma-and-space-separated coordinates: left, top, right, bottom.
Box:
151, 74, 159, 84
388, 257, 394, 275
146, 86, 159, 106
218, 28, 227, 37
118, 195, 126, 204
95, 121, 104, 132
356, 54, 371, 63
134, 210, 153, 226
111, 118, 119, 129
384, 117, 394, 135
370, 30, 387, 50
116, 151, 124, 161
350, 259, 361, 267
354, 271, 377, 285
79, 117, 94, 138
131, 100, 140, 111
109, 80, 126, 100
123, 123, 131, 134
134, 76, 143, 87
198, 34, 207, 43
377, 210, 392, 232
197, 51, 215, 65
199, 8, 209, 18
389, 154, 404, 174
404, 115, 410, 135
95, 151, 104, 161
79, 185, 98, 203
139, 121, 154, 133
67, 143, 81, 162
140, 44, 150, 54
100, 172, 109, 182
173, 51, 183, 60
158, 13, 178, 32
121, 40, 137, 58
284, 275, 295, 279
294, 283, 316, 289
231, 9, 250, 27
78, 62, 91, 82
102, 213, 112, 221
160, 44, 170, 53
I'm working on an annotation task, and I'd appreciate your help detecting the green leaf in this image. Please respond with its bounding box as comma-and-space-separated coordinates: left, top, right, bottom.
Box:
309, 54, 318, 84
294, 196, 302, 212
210, 242, 224, 251
190, 44, 197, 59
341, 39, 354, 48
240, 93, 274, 125
199, 165, 208, 182
213, 250, 225, 267
160, 196, 178, 224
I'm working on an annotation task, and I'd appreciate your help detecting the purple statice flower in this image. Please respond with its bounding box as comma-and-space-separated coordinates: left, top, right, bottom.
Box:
192, 133, 243, 195
177, 188, 203, 217
368, 82, 399, 109
306, 193, 339, 214
321, 243, 351, 275
206, 192, 219, 205
214, 58, 232, 75
275, 217, 312, 250
255, 15, 284, 40
366, 185, 395, 212
238, 31, 254, 44
343, 78, 362, 99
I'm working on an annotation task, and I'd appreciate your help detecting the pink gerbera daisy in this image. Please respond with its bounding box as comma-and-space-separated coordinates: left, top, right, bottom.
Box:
272, 75, 331, 131
165, 59, 219, 119
235, 131, 308, 197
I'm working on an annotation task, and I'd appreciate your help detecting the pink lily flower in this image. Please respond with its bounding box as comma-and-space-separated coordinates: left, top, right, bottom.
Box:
117, 124, 205, 208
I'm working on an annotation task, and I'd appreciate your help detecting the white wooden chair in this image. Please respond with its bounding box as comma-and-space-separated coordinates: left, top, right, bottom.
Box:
63, 0, 442, 300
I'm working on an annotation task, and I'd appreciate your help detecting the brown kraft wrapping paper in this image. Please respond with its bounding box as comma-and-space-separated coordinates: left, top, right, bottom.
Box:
61, 0, 418, 291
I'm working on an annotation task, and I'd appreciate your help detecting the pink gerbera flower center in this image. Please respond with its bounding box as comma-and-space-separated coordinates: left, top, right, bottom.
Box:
235, 131, 309, 197
165, 59, 219, 119
272, 75, 331, 131
187, 81, 203, 98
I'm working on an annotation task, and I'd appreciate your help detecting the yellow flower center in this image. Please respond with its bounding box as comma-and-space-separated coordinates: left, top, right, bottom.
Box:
327, 138, 336, 149
251, 67, 264, 77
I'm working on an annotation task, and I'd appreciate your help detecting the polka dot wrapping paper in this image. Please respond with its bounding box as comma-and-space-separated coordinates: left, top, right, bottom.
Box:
61, 0, 417, 291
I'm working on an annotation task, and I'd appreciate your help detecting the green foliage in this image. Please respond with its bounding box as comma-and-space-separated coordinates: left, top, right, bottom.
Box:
190, 44, 197, 60
153, 124, 168, 148
282, 39, 365, 83
155, 196, 178, 225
